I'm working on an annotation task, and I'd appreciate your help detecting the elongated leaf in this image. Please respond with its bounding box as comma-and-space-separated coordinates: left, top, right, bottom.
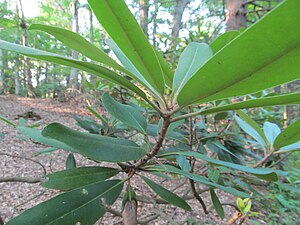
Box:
274, 118, 300, 149
42, 123, 147, 162
86, 106, 110, 129
173, 42, 213, 97
29, 24, 129, 74
235, 115, 267, 149
146, 164, 249, 197
17, 126, 72, 151
106, 39, 153, 92
0, 114, 16, 127
176, 155, 191, 172
210, 189, 224, 219
263, 122, 281, 146
88, 0, 165, 94
210, 31, 240, 53
156, 50, 173, 87
102, 92, 147, 133
178, 0, 300, 106
43, 167, 119, 190
238, 110, 267, 143
65, 153, 76, 170
141, 176, 191, 211
159, 152, 284, 181
0, 40, 146, 99
276, 141, 300, 153
200, 92, 300, 115
6, 180, 123, 225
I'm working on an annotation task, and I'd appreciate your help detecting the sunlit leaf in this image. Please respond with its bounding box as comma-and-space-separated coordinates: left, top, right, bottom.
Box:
263, 121, 281, 146
178, 1, 300, 106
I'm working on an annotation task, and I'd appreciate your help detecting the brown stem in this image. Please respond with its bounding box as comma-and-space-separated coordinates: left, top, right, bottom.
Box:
189, 179, 209, 214
122, 200, 138, 225
0, 176, 43, 183
253, 149, 274, 168
135, 115, 171, 168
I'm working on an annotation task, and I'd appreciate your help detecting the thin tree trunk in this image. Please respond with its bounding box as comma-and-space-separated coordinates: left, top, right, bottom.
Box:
69, 0, 79, 90
17, 0, 35, 97
88, 6, 96, 85
152, 0, 159, 47
14, 2, 21, 96
225, 0, 246, 31
170, 0, 191, 50
139, 0, 149, 37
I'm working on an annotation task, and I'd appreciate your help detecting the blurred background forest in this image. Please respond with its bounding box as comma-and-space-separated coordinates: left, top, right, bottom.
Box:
0, 1, 300, 224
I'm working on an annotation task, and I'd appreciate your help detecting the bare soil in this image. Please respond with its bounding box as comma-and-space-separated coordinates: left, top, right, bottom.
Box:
0, 95, 246, 225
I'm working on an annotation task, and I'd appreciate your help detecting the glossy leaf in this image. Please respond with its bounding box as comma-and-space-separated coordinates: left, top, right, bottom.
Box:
29, 24, 129, 74
173, 42, 213, 98
263, 122, 281, 145
274, 118, 300, 149
102, 92, 147, 134
159, 152, 283, 181
210, 30, 240, 53
88, 0, 165, 94
66, 153, 76, 170
43, 167, 119, 190
0, 40, 147, 99
178, 0, 300, 106
200, 92, 300, 116
235, 115, 267, 149
147, 164, 249, 197
141, 176, 192, 211
42, 123, 147, 162
6, 180, 123, 225
210, 189, 224, 219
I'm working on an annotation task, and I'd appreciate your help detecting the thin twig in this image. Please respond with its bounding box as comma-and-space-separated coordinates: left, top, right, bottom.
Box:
0, 176, 43, 183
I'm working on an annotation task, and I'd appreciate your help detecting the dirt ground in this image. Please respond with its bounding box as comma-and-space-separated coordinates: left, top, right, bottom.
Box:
0, 95, 248, 225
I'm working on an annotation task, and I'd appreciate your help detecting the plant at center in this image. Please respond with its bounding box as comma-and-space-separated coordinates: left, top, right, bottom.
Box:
1, 0, 300, 224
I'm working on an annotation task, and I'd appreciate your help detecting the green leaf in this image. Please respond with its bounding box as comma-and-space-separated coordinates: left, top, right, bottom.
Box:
88, 0, 165, 94
0, 40, 146, 99
235, 115, 267, 149
200, 92, 300, 116
178, 1, 300, 106
243, 198, 252, 214
176, 155, 191, 172
263, 122, 281, 146
42, 123, 147, 162
159, 152, 283, 181
276, 141, 300, 153
274, 118, 300, 149
6, 179, 123, 225
210, 31, 240, 53
17, 126, 72, 151
102, 92, 147, 134
146, 164, 249, 197
236, 197, 245, 212
210, 189, 224, 219
28, 24, 129, 74
237, 110, 267, 144
86, 106, 110, 130
173, 42, 213, 99
0, 114, 16, 127
141, 176, 192, 211
65, 153, 76, 170
43, 167, 119, 190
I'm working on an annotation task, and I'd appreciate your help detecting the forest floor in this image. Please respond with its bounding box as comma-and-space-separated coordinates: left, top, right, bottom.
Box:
0, 95, 261, 225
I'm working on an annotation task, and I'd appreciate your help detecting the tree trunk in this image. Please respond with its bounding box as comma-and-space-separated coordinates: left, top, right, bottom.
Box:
139, 0, 149, 37
69, 0, 79, 90
170, 0, 191, 49
17, 0, 35, 97
225, 0, 246, 31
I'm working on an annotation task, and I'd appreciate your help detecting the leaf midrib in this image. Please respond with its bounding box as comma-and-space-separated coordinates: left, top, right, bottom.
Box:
103, 1, 162, 92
